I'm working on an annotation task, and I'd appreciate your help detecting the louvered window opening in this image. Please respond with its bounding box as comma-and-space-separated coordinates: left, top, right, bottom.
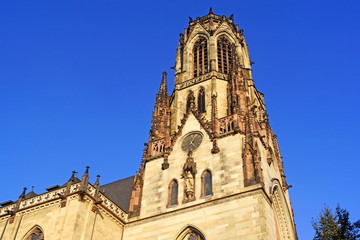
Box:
193, 37, 208, 77
217, 36, 233, 74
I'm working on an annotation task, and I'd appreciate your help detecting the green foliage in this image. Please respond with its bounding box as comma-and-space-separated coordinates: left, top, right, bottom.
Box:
312, 205, 360, 240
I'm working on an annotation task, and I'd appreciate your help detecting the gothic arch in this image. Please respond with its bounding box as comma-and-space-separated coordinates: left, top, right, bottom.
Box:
22, 225, 44, 240
180, 29, 210, 79
270, 179, 296, 240
214, 30, 237, 44
192, 36, 209, 77
216, 34, 235, 74
168, 179, 179, 206
175, 225, 206, 240
214, 30, 248, 68
188, 33, 209, 50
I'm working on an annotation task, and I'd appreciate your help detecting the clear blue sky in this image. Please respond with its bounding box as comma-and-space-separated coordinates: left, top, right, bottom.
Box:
1, 1, 359, 239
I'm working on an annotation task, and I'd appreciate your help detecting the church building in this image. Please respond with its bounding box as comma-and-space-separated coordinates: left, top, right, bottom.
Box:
0, 10, 297, 240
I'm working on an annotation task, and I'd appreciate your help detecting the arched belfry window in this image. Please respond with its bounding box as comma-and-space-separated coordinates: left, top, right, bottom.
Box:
168, 179, 178, 206
201, 170, 213, 197
23, 226, 44, 240
197, 87, 206, 113
217, 35, 234, 74
193, 37, 208, 77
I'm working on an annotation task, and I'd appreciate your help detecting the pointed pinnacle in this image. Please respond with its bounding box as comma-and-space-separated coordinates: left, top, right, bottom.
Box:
94, 175, 101, 186
209, 7, 213, 14
19, 187, 27, 198
85, 166, 90, 174
160, 71, 168, 92
68, 170, 78, 183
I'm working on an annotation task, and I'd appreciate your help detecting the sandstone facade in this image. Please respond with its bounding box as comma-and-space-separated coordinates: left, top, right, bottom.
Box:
0, 9, 297, 240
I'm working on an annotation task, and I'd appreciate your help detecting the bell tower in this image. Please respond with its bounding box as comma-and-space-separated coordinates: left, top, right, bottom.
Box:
127, 9, 297, 240
170, 8, 253, 132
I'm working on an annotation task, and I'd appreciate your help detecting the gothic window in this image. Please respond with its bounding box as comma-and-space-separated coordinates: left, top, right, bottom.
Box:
23, 226, 44, 240
201, 170, 213, 197
176, 227, 205, 240
193, 37, 208, 77
197, 87, 206, 113
217, 35, 234, 74
168, 179, 178, 206
188, 233, 203, 240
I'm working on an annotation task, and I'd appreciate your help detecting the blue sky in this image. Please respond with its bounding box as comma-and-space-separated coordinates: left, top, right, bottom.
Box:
1, 1, 359, 239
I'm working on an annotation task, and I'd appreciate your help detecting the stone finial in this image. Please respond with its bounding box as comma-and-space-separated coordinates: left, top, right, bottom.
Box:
160, 71, 168, 93
80, 166, 90, 191
209, 7, 213, 15
94, 175, 101, 188
149, 72, 171, 141
12, 187, 27, 215
18, 187, 27, 199
68, 170, 78, 183
93, 175, 102, 203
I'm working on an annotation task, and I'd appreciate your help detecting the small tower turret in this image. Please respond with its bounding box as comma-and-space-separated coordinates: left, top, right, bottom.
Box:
149, 71, 171, 141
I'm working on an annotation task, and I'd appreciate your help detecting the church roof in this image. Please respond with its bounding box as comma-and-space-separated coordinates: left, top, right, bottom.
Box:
100, 175, 135, 213
24, 190, 38, 199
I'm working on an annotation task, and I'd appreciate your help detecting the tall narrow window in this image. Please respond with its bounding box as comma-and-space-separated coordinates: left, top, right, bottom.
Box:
193, 37, 208, 77
197, 87, 206, 113
202, 170, 213, 197
168, 179, 178, 206
217, 35, 233, 74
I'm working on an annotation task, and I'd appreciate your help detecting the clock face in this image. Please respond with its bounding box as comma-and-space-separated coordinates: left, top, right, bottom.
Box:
181, 132, 203, 152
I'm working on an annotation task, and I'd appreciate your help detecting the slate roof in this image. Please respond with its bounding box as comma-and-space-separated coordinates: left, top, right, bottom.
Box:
25, 191, 38, 199
100, 175, 135, 213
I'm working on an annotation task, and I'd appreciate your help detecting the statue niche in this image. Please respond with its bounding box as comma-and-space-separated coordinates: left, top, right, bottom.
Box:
182, 151, 197, 202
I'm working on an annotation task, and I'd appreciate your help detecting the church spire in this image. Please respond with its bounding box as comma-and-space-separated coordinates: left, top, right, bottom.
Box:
149, 71, 170, 141
159, 71, 168, 94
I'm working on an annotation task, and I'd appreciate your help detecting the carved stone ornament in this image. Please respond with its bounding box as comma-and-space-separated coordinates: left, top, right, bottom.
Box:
181, 151, 197, 202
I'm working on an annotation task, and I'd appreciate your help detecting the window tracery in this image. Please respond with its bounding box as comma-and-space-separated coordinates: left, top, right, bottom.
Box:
23, 226, 44, 240
193, 37, 208, 77
217, 35, 234, 74
176, 227, 205, 240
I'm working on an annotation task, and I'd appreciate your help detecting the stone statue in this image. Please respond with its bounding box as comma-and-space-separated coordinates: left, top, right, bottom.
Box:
185, 171, 194, 199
